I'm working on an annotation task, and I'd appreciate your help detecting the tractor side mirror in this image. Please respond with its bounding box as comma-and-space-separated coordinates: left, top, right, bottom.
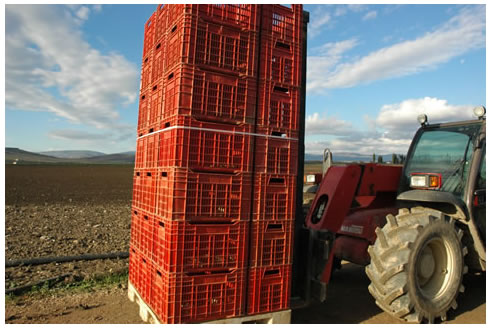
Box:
473, 189, 486, 207
323, 148, 332, 177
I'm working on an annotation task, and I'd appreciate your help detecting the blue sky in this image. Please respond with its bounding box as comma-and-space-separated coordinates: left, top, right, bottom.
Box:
4, 3, 486, 155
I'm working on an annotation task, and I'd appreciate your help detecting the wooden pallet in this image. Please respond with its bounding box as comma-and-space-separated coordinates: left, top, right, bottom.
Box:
127, 281, 160, 324
127, 281, 291, 324
203, 310, 291, 324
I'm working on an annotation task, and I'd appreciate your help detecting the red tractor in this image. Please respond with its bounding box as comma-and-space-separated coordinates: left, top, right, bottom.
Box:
293, 107, 486, 323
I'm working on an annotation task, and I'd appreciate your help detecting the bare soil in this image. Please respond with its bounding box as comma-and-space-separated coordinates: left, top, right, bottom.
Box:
4, 164, 485, 324
5, 165, 133, 288
5, 263, 485, 324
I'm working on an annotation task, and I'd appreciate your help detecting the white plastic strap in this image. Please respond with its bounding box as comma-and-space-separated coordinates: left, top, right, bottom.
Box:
137, 125, 299, 141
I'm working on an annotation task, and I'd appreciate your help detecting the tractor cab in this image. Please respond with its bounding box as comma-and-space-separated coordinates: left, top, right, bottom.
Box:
365, 106, 486, 323
397, 107, 486, 241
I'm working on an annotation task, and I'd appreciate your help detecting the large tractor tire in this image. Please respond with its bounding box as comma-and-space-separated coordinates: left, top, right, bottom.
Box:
366, 207, 468, 323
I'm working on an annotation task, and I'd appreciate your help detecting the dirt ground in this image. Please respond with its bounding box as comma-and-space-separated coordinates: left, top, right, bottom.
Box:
4, 164, 486, 324
5, 165, 133, 288
5, 263, 485, 324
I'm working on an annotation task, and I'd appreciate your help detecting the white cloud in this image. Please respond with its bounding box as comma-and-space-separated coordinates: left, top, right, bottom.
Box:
347, 4, 366, 13
48, 128, 133, 143
305, 97, 476, 155
92, 4, 103, 13
334, 6, 347, 17
75, 6, 90, 21
312, 38, 359, 57
306, 136, 412, 156
363, 10, 377, 21
308, 39, 358, 86
308, 6, 331, 38
375, 97, 475, 139
305, 112, 354, 136
307, 5, 485, 92
5, 5, 139, 135
48, 130, 109, 142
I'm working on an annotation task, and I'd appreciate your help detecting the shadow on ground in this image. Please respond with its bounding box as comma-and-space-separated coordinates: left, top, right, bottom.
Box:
291, 263, 486, 324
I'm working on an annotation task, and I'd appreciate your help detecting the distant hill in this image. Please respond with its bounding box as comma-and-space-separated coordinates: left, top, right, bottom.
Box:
6, 148, 135, 165
83, 152, 135, 164
7, 147, 394, 165
39, 150, 106, 159
6, 148, 69, 164
304, 153, 322, 162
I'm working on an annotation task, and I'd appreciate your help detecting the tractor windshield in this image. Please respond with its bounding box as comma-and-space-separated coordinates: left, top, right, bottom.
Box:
402, 123, 482, 198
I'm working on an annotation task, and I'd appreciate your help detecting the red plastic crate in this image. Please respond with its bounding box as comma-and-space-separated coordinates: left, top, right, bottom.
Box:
164, 13, 258, 77
140, 51, 153, 91
153, 219, 249, 272
150, 267, 246, 323
129, 209, 155, 258
155, 116, 253, 172
135, 133, 159, 169
261, 5, 303, 44
142, 12, 157, 58
160, 64, 257, 126
147, 78, 165, 129
256, 80, 300, 131
259, 33, 302, 86
132, 169, 158, 214
155, 4, 167, 42
249, 220, 294, 267
253, 174, 296, 221
254, 136, 298, 175
151, 38, 166, 84
166, 4, 260, 32
247, 264, 291, 315
129, 248, 152, 303
254, 125, 300, 141
137, 91, 150, 137
155, 168, 252, 222
136, 115, 256, 171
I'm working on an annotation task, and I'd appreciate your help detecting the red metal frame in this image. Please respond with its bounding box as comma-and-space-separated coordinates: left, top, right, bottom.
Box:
305, 165, 362, 232
305, 164, 403, 288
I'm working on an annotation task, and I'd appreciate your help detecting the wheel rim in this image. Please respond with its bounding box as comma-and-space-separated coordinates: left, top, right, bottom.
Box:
416, 237, 453, 299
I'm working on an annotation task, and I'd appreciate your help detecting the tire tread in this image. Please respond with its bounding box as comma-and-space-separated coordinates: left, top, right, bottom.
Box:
366, 207, 466, 323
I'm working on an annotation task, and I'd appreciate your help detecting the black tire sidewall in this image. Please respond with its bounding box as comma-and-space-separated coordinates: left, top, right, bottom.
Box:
407, 219, 463, 317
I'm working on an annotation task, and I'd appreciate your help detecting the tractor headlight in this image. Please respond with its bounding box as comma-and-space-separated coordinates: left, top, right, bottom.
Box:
410, 175, 427, 188
410, 173, 441, 189
306, 174, 316, 183
417, 114, 428, 126
473, 106, 486, 118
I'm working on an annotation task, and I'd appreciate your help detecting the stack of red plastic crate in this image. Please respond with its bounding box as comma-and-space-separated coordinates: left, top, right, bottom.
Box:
130, 4, 303, 323
247, 4, 303, 316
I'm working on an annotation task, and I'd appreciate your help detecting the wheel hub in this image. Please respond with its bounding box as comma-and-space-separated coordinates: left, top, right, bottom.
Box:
418, 248, 436, 280
416, 237, 451, 299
